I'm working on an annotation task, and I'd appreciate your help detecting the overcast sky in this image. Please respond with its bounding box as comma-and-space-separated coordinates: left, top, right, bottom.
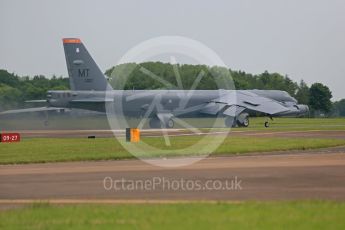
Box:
1, 0, 344, 100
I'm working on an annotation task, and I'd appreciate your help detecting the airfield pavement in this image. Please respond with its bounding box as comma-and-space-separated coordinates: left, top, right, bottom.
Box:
1, 132, 345, 205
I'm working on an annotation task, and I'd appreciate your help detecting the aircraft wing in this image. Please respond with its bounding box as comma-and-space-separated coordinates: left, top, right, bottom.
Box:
203, 91, 290, 116
0, 107, 66, 115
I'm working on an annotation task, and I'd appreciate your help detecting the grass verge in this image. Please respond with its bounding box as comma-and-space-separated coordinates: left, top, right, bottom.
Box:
1, 136, 345, 164
0, 201, 344, 229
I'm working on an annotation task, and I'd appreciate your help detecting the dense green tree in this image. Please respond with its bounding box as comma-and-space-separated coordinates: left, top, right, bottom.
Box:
333, 99, 345, 117
0, 69, 68, 111
309, 83, 333, 113
0, 70, 20, 87
107, 63, 299, 94
0, 84, 22, 110
295, 80, 310, 105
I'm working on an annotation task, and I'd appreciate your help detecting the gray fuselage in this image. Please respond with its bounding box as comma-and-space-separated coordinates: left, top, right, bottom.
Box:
47, 89, 305, 118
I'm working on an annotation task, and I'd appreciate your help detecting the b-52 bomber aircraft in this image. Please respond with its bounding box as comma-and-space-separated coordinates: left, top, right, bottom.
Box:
0, 38, 309, 128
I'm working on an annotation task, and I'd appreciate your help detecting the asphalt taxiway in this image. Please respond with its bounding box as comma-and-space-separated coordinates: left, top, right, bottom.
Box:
1, 149, 345, 203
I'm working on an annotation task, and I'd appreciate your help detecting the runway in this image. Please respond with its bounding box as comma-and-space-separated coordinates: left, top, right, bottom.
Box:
1, 149, 345, 202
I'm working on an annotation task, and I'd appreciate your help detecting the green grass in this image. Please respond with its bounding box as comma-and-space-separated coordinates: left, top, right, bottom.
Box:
1, 117, 345, 164
1, 136, 345, 164
1, 201, 345, 229
241, 117, 345, 131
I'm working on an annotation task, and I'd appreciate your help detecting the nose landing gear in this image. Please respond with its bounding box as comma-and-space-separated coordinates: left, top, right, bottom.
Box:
264, 116, 273, 128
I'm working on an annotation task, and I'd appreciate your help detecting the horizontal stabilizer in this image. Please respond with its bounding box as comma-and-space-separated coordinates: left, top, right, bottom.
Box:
0, 107, 66, 115
25, 100, 47, 103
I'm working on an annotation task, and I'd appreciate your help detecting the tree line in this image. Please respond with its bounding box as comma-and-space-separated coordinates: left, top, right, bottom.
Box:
0, 69, 68, 110
0, 62, 343, 116
106, 62, 335, 116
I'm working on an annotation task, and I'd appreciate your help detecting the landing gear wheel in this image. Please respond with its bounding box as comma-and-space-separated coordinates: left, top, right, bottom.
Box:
264, 121, 270, 128
149, 117, 174, 128
243, 117, 249, 127
236, 113, 250, 128
167, 119, 174, 128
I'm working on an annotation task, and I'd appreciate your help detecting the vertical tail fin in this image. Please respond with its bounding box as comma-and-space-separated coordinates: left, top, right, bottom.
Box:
63, 38, 113, 91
